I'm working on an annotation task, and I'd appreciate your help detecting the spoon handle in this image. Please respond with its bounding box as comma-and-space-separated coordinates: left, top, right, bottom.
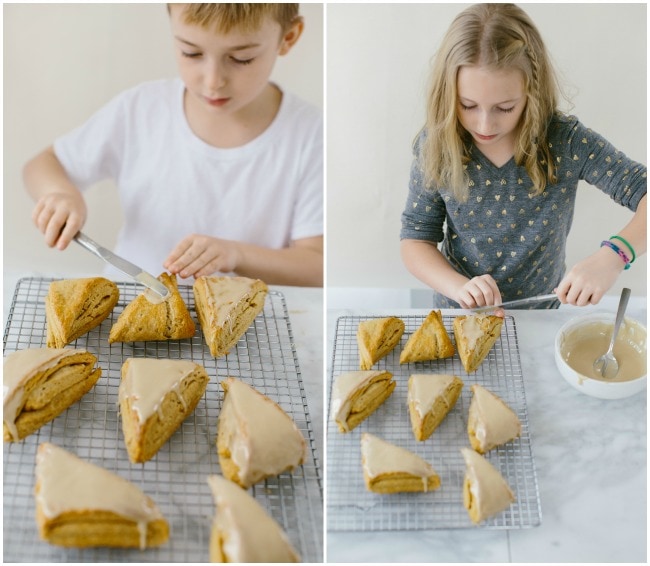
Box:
610, 287, 631, 350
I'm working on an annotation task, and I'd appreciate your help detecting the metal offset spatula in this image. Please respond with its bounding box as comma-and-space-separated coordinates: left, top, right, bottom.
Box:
73, 232, 170, 301
471, 293, 557, 313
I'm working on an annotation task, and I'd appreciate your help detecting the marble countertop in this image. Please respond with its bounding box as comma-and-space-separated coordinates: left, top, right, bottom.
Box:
326, 298, 647, 563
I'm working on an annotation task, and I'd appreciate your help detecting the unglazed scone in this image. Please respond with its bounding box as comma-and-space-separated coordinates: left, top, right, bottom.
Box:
217, 377, 306, 489
45, 277, 119, 348
407, 374, 464, 441
361, 433, 441, 494
119, 358, 210, 463
452, 314, 503, 373
400, 310, 455, 364
3, 348, 101, 442
34, 442, 169, 549
467, 384, 521, 454
330, 370, 396, 433
207, 475, 300, 563
357, 317, 405, 369
109, 272, 195, 343
461, 447, 515, 524
193, 275, 268, 357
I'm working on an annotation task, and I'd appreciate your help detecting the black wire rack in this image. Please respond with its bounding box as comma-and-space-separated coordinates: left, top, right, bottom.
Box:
3, 277, 323, 562
326, 313, 541, 531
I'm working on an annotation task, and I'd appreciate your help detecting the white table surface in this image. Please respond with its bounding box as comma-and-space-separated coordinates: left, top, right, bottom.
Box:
326, 296, 647, 563
2, 271, 324, 487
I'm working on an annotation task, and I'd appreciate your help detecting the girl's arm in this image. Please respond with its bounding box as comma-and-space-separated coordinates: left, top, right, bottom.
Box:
555, 194, 646, 305
400, 239, 502, 308
165, 234, 323, 287
23, 146, 87, 250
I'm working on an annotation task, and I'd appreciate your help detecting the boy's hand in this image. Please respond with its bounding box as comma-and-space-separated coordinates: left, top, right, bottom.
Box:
32, 192, 86, 250
555, 247, 624, 306
454, 274, 503, 309
164, 234, 241, 279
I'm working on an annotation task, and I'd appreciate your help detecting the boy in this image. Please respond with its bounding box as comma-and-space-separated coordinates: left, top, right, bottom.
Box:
23, 3, 323, 287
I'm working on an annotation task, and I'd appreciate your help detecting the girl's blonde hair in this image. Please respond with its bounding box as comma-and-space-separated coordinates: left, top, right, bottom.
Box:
171, 3, 300, 34
421, 3, 559, 201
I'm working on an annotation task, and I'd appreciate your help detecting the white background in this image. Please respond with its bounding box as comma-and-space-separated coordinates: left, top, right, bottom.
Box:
326, 3, 647, 298
3, 3, 323, 277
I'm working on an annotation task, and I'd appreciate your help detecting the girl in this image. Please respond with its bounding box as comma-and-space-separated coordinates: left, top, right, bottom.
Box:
400, 3, 646, 309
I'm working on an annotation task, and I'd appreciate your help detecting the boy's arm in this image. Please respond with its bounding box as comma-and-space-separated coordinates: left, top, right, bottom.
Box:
23, 146, 86, 250
400, 239, 502, 308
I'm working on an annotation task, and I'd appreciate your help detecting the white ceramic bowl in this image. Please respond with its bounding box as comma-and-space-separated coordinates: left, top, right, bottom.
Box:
554, 313, 647, 399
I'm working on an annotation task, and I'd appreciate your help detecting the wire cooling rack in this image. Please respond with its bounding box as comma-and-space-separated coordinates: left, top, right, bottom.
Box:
326, 314, 541, 531
3, 277, 322, 562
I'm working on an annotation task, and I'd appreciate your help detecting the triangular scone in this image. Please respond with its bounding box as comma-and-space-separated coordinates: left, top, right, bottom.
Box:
467, 384, 521, 454
452, 314, 503, 372
400, 310, 455, 364
109, 273, 195, 343
217, 378, 306, 489
3, 348, 101, 442
461, 447, 515, 524
331, 370, 396, 433
361, 433, 441, 493
119, 358, 210, 463
34, 442, 169, 548
357, 317, 405, 369
193, 275, 268, 357
46, 277, 119, 348
207, 475, 300, 562
407, 374, 464, 441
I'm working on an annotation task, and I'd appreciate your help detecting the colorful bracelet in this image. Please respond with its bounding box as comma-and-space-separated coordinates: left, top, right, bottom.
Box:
601, 240, 631, 270
609, 235, 636, 263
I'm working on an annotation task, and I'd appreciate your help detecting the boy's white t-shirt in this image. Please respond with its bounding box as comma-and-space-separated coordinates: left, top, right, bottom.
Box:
54, 78, 323, 278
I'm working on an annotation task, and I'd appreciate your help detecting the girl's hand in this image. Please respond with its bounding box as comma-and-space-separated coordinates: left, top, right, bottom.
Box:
164, 234, 241, 279
555, 247, 625, 306
454, 274, 503, 309
32, 192, 86, 250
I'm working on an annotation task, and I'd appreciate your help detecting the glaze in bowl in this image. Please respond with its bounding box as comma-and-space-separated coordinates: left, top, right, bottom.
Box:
554, 313, 647, 399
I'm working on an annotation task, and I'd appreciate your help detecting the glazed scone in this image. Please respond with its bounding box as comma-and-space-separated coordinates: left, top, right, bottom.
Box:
119, 358, 210, 463
452, 314, 503, 373
400, 310, 455, 364
109, 273, 195, 343
34, 442, 169, 549
357, 317, 405, 369
193, 275, 268, 357
407, 374, 464, 441
45, 277, 119, 348
467, 384, 521, 454
3, 348, 101, 442
461, 447, 515, 524
330, 370, 396, 433
361, 433, 441, 493
207, 475, 300, 563
217, 378, 306, 489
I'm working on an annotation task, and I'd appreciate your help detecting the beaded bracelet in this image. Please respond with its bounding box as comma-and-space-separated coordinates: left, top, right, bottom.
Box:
601, 240, 631, 270
610, 235, 636, 263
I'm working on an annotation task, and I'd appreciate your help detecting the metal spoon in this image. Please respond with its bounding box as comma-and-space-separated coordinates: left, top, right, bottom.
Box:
593, 287, 631, 379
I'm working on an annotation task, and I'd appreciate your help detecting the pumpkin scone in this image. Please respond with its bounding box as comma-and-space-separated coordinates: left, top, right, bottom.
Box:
467, 384, 521, 454
407, 373, 464, 441
109, 272, 195, 343
207, 474, 300, 563
461, 447, 515, 524
3, 348, 101, 442
361, 433, 441, 494
330, 370, 396, 433
452, 314, 503, 373
45, 277, 119, 348
34, 442, 169, 549
400, 310, 454, 364
357, 316, 405, 369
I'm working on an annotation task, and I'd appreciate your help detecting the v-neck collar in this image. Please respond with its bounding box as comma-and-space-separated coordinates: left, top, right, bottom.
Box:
469, 143, 515, 172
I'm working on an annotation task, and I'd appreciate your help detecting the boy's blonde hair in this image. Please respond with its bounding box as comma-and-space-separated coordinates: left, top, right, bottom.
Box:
172, 3, 300, 34
420, 3, 559, 201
